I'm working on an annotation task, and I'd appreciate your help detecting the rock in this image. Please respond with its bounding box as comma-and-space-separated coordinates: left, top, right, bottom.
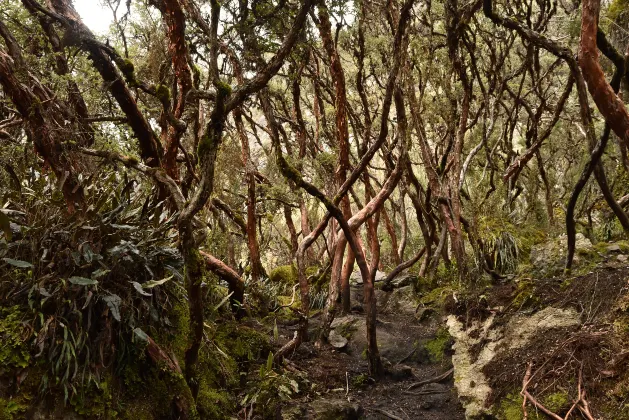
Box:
617, 254, 628, 263
387, 364, 414, 380
282, 404, 307, 420
379, 286, 416, 315
350, 318, 408, 361
328, 330, 348, 350
310, 399, 364, 420
607, 244, 622, 253
447, 307, 580, 418
415, 306, 435, 322
349, 270, 386, 286
390, 272, 417, 288
331, 315, 360, 330
530, 233, 593, 273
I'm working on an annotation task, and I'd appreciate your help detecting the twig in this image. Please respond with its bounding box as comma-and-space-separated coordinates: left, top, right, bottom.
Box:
273, 284, 299, 311
523, 391, 564, 420
395, 347, 417, 365
522, 362, 532, 419
406, 368, 453, 390
520, 361, 563, 420
346, 371, 349, 397
402, 389, 448, 396
373, 408, 405, 420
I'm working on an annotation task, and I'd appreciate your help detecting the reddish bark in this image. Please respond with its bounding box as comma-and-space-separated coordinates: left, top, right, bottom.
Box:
41, 0, 162, 167
317, 0, 353, 308
199, 251, 245, 313
235, 110, 264, 282
154, 0, 193, 179
284, 204, 299, 257
579, 0, 629, 146
0, 46, 83, 210
382, 207, 401, 266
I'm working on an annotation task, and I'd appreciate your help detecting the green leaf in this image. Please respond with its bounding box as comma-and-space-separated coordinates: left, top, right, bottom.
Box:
142, 275, 173, 289
213, 291, 233, 312
92, 269, 110, 279
0, 212, 11, 241
273, 320, 279, 341
103, 295, 121, 321
68, 276, 98, 286
266, 351, 274, 372
131, 281, 151, 296
3, 258, 33, 268
133, 327, 149, 343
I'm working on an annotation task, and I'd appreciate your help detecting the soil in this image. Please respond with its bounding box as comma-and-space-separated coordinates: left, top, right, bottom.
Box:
481, 266, 629, 417
270, 264, 629, 419
276, 309, 465, 419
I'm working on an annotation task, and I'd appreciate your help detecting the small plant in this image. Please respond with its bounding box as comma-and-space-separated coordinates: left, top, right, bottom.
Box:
240, 352, 302, 418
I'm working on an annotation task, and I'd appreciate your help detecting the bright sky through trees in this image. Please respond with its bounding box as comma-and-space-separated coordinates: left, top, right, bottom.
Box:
74, 0, 112, 34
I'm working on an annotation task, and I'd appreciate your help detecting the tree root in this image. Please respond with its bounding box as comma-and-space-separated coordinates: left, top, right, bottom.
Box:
406, 367, 453, 390
520, 361, 597, 420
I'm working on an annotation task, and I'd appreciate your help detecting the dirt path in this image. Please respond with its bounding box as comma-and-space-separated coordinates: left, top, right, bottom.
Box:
278, 293, 465, 419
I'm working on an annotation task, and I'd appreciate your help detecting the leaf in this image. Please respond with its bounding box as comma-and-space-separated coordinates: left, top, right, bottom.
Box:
266, 351, 274, 372
213, 292, 234, 312
289, 379, 299, 393
273, 320, 279, 341
165, 265, 183, 280
0, 212, 11, 241
133, 327, 149, 343
91, 268, 110, 279
142, 275, 173, 289
131, 281, 151, 296
3, 258, 33, 268
110, 224, 137, 230
103, 295, 121, 321
68, 276, 98, 286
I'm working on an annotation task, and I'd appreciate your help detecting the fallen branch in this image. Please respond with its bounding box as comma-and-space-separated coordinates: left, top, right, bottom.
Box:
402, 389, 448, 396
522, 362, 532, 419
406, 367, 454, 390
395, 347, 417, 365
373, 408, 405, 420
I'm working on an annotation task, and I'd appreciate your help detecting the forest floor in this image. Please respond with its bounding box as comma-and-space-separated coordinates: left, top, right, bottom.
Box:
272, 252, 629, 419
276, 288, 465, 419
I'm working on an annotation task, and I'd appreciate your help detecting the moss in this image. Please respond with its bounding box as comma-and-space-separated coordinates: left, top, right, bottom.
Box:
215, 80, 232, 97
608, 0, 629, 21
498, 391, 542, 420
419, 285, 457, 309
269, 265, 298, 285
212, 322, 270, 363
0, 397, 27, 420
0, 306, 32, 374
351, 373, 369, 389
70, 379, 119, 418
424, 327, 451, 363
543, 391, 570, 412
154, 84, 171, 104
196, 384, 234, 420
197, 132, 216, 159
115, 58, 139, 87
511, 279, 540, 309
336, 320, 358, 340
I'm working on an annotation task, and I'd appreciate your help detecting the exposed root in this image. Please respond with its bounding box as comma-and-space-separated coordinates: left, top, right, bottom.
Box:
520, 360, 598, 420
406, 367, 454, 390
374, 408, 405, 420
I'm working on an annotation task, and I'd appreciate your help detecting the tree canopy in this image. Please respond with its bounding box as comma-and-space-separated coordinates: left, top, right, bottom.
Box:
2, 0, 629, 418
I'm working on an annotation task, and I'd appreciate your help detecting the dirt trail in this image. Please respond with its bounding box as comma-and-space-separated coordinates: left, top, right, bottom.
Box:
279, 296, 465, 419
